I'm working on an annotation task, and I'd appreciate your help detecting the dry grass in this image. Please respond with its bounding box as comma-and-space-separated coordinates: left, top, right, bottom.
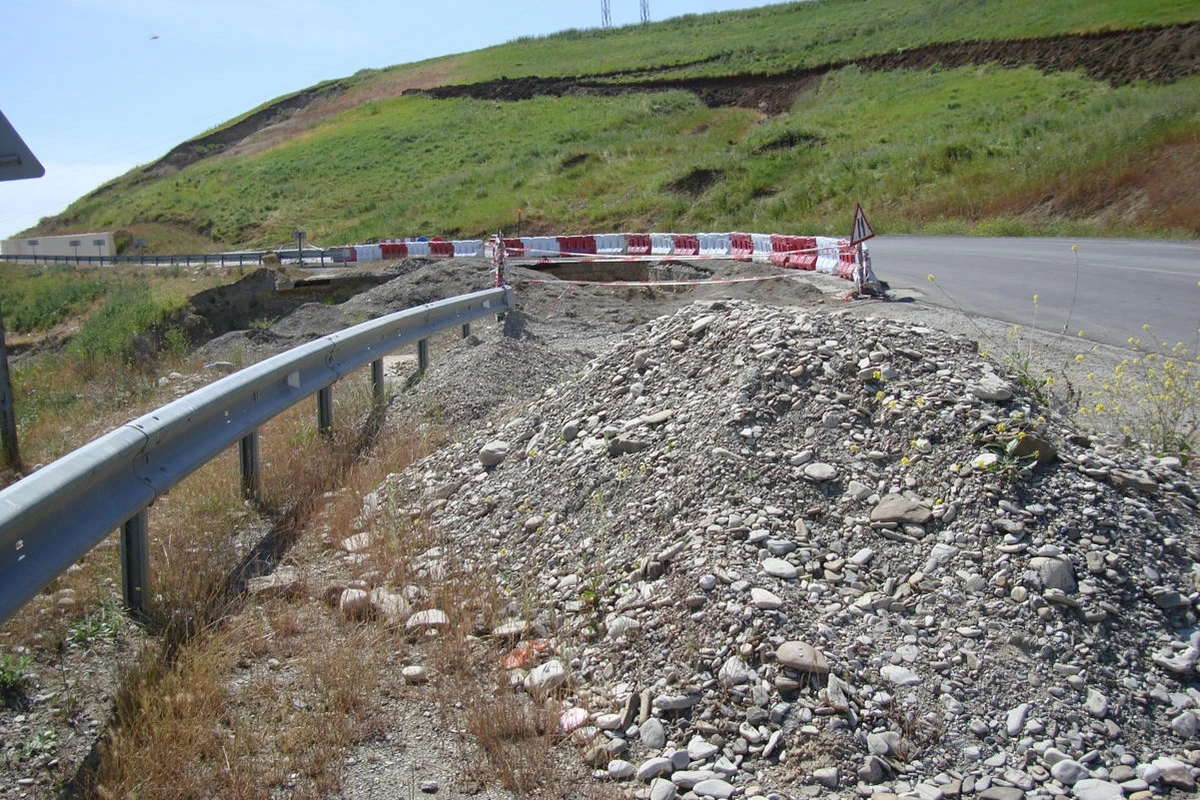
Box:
2, 301, 577, 799
78, 370, 464, 798
462, 675, 565, 794
88, 604, 395, 800
92, 636, 260, 800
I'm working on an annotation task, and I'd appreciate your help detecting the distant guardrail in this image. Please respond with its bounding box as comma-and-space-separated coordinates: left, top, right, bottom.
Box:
0, 249, 326, 267
0, 286, 513, 625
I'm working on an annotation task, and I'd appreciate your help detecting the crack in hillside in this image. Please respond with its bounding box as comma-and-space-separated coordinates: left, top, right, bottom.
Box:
419, 22, 1200, 114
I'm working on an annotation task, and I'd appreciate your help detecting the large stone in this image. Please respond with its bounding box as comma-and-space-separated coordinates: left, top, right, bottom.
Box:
1008, 432, 1057, 465
671, 770, 721, 789
750, 587, 783, 610
978, 789, 1025, 800
881, 664, 922, 686
692, 779, 735, 799
762, 557, 798, 579
640, 718, 667, 749
686, 736, 720, 762
776, 641, 828, 673
804, 462, 837, 481
636, 757, 673, 782
1151, 756, 1196, 790
401, 665, 428, 684
1171, 710, 1199, 739
1031, 556, 1078, 593
858, 755, 892, 783
1071, 779, 1123, 800
649, 777, 677, 800
1051, 759, 1090, 785
871, 494, 933, 524
525, 659, 566, 695
339, 588, 371, 619
406, 608, 449, 630
813, 767, 840, 788
479, 440, 510, 467
370, 588, 412, 625
717, 655, 756, 686
970, 374, 1014, 402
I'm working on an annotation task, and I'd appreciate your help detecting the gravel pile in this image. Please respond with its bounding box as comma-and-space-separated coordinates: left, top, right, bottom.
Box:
371, 296, 1200, 799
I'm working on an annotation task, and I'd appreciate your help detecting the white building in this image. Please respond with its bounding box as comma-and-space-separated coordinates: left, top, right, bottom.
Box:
1, 231, 115, 260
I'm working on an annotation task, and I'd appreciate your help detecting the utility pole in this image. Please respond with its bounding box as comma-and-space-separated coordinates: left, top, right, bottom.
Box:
640, 0, 649, 24
0, 301, 19, 471
0, 109, 43, 473
602, 0, 611, 28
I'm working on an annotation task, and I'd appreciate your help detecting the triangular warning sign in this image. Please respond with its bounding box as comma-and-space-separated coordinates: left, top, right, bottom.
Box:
850, 203, 875, 246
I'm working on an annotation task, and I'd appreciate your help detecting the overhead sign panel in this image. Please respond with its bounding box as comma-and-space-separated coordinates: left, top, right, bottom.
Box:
0, 110, 45, 182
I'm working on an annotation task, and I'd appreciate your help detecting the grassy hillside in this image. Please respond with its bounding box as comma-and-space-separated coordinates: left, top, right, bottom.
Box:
29, 0, 1200, 251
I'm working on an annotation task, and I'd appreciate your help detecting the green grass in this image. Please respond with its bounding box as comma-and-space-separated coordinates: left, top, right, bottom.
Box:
0, 265, 205, 466
25, 0, 1200, 248
59, 66, 1200, 246
0, 652, 32, 698
0, 265, 108, 333
412, 0, 1200, 84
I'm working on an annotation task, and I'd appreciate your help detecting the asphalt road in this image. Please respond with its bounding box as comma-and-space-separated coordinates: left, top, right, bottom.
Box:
867, 235, 1200, 351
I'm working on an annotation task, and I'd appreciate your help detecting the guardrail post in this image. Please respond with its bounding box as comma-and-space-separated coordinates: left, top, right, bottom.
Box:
417, 339, 429, 372
371, 359, 385, 406
121, 510, 150, 616
317, 386, 333, 436
461, 323, 471, 338
240, 431, 261, 499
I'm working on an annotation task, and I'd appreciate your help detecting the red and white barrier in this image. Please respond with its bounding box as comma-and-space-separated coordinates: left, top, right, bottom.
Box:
699, 233, 733, 258
650, 233, 675, 256
335, 228, 878, 288
452, 240, 483, 258
595, 233, 627, 256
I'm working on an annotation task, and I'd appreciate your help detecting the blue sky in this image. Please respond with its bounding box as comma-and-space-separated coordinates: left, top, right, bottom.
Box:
1, 0, 778, 240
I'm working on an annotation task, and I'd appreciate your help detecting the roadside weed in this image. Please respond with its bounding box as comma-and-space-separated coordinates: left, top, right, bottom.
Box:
1081, 324, 1200, 461
0, 652, 32, 700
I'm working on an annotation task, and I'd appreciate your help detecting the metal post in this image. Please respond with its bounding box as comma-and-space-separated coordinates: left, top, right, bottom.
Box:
239, 431, 261, 499
121, 510, 150, 616
461, 323, 471, 338
317, 385, 333, 437
417, 339, 429, 373
371, 359, 385, 406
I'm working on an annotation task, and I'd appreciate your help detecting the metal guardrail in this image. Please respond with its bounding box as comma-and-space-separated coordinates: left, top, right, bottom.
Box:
0, 286, 513, 625
0, 249, 326, 268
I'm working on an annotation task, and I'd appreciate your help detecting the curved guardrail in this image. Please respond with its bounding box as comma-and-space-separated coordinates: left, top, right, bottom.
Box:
0, 286, 512, 625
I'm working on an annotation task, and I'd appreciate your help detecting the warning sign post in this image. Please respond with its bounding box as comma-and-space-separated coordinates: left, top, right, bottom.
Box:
850, 203, 875, 246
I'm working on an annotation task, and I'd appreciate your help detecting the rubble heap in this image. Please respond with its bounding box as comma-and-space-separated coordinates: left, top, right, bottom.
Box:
384, 298, 1200, 799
